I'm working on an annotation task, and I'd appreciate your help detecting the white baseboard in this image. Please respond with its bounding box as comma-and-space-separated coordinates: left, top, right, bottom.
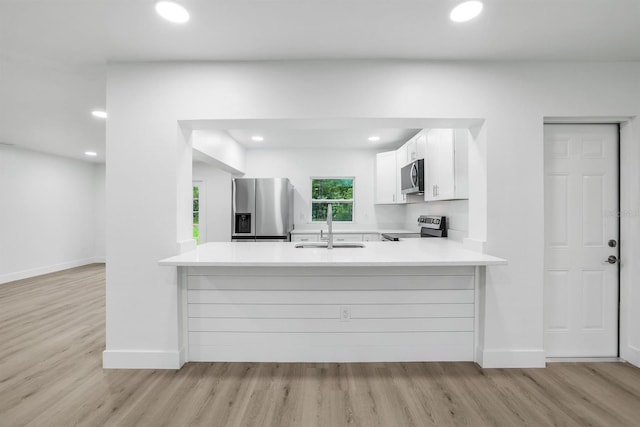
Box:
189, 344, 474, 363
546, 357, 622, 363
91, 256, 106, 263
179, 346, 187, 366
475, 346, 484, 366
622, 345, 640, 368
0, 257, 103, 285
102, 349, 185, 369
479, 349, 546, 368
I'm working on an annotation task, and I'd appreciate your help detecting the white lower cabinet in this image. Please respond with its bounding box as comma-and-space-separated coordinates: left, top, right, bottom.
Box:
321, 233, 363, 242
291, 234, 320, 242
332, 233, 363, 243
294, 232, 381, 242
363, 233, 380, 242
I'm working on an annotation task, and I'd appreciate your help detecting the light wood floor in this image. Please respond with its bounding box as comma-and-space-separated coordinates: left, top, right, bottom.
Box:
1, 264, 640, 426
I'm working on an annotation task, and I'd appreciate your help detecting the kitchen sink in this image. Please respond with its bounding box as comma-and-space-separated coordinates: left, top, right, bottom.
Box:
295, 242, 365, 249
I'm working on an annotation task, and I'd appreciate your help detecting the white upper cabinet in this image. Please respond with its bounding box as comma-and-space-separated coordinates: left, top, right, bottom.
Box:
375, 150, 398, 204
406, 132, 427, 163
406, 137, 417, 163
374, 129, 431, 205
424, 129, 469, 202
395, 145, 407, 204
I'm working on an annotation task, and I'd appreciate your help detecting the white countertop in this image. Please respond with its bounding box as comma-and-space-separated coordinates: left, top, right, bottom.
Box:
159, 239, 507, 267
290, 228, 414, 235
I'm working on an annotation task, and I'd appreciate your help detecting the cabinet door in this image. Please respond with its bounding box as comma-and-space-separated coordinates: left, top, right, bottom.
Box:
332, 233, 363, 242
425, 129, 468, 201
436, 129, 456, 200
425, 130, 441, 201
453, 129, 469, 199
292, 234, 319, 242
416, 133, 427, 160
396, 144, 408, 167
375, 151, 397, 204
407, 138, 418, 162
395, 145, 408, 203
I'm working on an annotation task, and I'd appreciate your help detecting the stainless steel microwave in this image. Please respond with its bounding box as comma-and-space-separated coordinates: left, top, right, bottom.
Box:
400, 159, 424, 194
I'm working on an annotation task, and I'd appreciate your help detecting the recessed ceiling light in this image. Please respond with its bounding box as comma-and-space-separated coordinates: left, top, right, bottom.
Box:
155, 1, 190, 23
450, 1, 483, 23
91, 110, 107, 119
85, 151, 97, 157
368, 136, 381, 142
251, 136, 264, 142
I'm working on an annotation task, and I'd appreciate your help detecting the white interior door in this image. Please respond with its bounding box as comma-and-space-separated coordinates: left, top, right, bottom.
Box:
544, 124, 619, 358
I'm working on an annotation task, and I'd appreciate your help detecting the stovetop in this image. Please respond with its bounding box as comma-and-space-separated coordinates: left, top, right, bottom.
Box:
381, 215, 447, 241
381, 233, 422, 241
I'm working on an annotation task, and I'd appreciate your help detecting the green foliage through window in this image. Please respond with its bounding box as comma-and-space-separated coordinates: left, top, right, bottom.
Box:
311, 178, 354, 222
193, 185, 200, 245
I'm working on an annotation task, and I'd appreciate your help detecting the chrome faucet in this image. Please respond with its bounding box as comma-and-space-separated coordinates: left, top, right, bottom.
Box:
327, 203, 334, 249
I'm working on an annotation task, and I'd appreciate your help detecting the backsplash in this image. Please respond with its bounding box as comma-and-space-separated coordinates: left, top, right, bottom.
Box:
404, 199, 469, 241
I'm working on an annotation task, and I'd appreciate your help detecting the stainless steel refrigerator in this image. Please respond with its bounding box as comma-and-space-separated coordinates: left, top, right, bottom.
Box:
232, 178, 294, 242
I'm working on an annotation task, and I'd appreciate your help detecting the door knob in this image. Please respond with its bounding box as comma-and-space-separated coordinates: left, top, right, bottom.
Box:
608, 239, 617, 248
605, 255, 618, 264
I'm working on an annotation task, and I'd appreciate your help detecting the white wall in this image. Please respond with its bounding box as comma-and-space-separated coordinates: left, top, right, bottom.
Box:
94, 164, 106, 260
244, 148, 405, 229
192, 130, 246, 174
105, 60, 640, 368
0, 146, 104, 283
192, 162, 232, 242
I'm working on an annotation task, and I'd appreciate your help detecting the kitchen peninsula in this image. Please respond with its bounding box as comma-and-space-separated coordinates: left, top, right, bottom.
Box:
160, 239, 506, 367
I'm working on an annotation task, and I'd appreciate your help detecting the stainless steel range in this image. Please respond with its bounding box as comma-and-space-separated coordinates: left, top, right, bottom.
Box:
382, 215, 447, 241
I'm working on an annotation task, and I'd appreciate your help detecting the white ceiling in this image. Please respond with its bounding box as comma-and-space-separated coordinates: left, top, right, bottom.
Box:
226, 128, 421, 150
1, 0, 639, 160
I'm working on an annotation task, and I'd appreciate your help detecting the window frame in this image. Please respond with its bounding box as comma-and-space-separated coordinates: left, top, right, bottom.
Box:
310, 176, 355, 223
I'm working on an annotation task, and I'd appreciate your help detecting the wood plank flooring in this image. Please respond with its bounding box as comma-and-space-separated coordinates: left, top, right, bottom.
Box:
1, 264, 640, 426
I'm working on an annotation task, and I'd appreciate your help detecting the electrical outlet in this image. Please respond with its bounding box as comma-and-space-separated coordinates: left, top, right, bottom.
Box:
340, 306, 351, 322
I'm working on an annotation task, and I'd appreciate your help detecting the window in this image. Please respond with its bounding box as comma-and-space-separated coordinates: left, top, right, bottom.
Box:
311, 178, 354, 222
